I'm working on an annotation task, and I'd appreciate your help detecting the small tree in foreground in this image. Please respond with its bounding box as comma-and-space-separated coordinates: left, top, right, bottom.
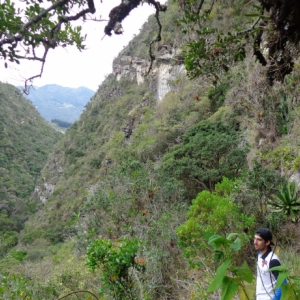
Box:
206, 233, 255, 300
177, 177, 255, 268
86, 237, 145, 300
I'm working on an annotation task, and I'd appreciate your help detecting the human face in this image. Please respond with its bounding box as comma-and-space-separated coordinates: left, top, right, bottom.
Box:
254, 234, 270, 254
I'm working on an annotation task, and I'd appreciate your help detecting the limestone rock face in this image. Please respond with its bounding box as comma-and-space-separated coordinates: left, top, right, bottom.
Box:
33, 158, 63, 203
113, 58, 149, 84
113, 47, 185, 102
155, 63, 185, 102
34, 183, 56, 203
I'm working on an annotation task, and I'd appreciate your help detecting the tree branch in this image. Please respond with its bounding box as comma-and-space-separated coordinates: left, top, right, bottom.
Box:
104, 0, 142, 36
57, 290, 99, 300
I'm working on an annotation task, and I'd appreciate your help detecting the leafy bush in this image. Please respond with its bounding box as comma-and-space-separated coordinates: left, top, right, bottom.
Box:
206, 233, 255, 300
86, 237, 144, 300
0, 231, 18, 258
234, 162, 285, 225
161, 120, 248, 194
269, 181, 300, 222
207, 81, 230, 112
10, 251, 27, 262
177, 177, 255, 268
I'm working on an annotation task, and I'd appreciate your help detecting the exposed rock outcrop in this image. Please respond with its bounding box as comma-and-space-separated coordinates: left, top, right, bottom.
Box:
33, 158, 64, 203
113, 46, 185, 102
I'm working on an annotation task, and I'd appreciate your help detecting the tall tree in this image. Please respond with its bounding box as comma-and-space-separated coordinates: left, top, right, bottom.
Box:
161, 121, 248, 192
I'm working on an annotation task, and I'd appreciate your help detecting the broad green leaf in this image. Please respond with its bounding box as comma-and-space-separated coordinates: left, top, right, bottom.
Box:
275, 271, 288, 289
269, 266, 286, 272
238, 284, 255, 300
229, 237, 242, 251
203, 232, 215, 241
235, 261, 254, 283
269, 266, 288, 289
221, 276, 239, 300
208, 234, 222, 244
227, 233, 238, 240
282, 283, 297, 300
209, 236, 229, 249
207, 259, 231, 293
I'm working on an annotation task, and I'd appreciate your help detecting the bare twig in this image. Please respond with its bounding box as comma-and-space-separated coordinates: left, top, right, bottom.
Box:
57, 290, 99, 300
144, 1, 167, 76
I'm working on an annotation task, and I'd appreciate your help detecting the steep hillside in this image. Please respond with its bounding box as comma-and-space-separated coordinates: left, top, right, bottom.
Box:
15, 3, 248, 297
2, 1, 300, 299
0, 82, 62, 256
20, 84, 95, 124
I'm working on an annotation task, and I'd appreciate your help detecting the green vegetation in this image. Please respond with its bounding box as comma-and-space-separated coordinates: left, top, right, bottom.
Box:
177, 178, 255, 268
206, 233, 254, 300
87, 237, 144, 299
269, 181, 300, 222
162, 121, 248, 193
2, 0, 300, 299
0, 82, 62, 256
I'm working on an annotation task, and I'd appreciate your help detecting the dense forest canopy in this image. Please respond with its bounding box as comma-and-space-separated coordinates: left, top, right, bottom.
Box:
0, 82, 62, 259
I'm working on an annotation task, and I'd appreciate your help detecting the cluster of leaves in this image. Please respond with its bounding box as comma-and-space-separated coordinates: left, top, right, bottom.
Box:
205, 232, 300, 300
206, 232, 255, 300
174, 0, 249, 82
176, 0, 300, 85
86, 237, 144, 300
0, 0, 93, 86
177, 177, 255, 268
239, 162, 285, 217
161, 120, 248, 193
269, 266, 300, 299
269, 181, 300, 223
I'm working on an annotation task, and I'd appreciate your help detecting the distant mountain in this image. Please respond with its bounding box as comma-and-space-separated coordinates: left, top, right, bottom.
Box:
19, 84, 95, 123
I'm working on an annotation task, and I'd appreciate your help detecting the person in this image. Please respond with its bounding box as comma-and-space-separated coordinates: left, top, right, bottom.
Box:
254, 228, 284, 300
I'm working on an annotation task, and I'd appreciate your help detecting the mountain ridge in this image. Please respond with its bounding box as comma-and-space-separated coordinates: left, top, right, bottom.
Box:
19, 84, 95, 123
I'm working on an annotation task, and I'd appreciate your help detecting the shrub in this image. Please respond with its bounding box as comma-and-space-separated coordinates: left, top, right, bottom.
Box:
269, 181, 300, 222
177, 178, 254, 268
162, 121, 248, 194
86, 237, 144, 300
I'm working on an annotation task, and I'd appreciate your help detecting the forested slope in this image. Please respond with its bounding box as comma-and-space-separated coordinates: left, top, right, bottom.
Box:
0, 82, 62, 257
1, 1, 300, 299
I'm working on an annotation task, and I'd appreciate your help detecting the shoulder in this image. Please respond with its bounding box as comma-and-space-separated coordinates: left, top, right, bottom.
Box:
265, 251, 279, 260
269, 257, 281, 268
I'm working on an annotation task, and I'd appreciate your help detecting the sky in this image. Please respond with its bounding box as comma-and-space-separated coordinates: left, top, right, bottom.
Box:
0, 1, 164, 91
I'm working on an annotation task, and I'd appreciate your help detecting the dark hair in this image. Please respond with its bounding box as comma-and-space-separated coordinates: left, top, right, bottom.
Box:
255, 228, 274, 246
